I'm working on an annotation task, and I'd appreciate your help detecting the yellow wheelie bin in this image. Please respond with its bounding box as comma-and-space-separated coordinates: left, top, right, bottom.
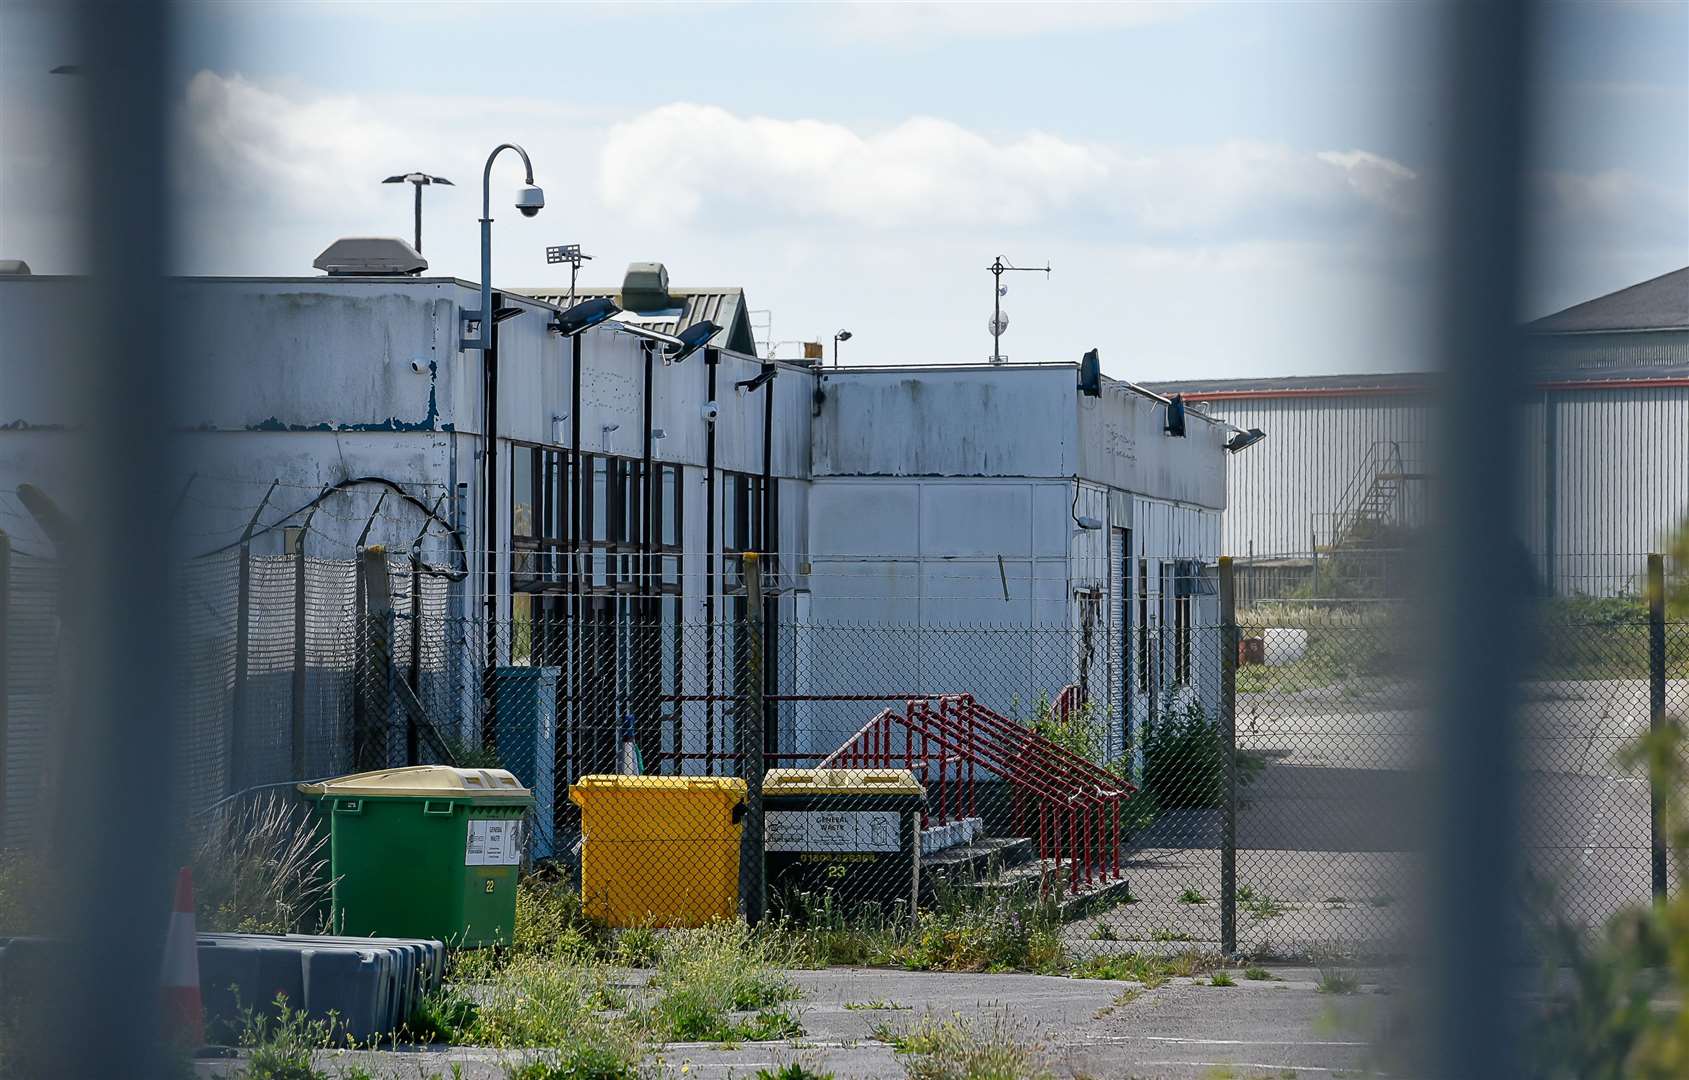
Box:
568, 775, 747, 927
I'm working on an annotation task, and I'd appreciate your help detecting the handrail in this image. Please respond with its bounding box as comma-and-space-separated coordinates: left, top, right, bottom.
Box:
821, 692, 1133, 890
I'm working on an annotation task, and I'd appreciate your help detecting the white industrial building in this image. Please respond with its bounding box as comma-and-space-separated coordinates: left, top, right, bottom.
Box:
1147, 266, 1689, 598
0, 247, 1232, 831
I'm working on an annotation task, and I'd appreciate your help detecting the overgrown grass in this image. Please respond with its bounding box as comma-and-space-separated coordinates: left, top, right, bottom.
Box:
880, 1011, 1055, 1080
1071, 949, 1223, 989
780, 883, 1068, 974
194, 791, 333, 935
645, 921, 803, 1042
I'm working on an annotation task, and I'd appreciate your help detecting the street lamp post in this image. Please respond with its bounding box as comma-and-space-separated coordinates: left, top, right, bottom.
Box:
382, 172, 454, 254
833, 329, 852, 368
467, 143, 544, 352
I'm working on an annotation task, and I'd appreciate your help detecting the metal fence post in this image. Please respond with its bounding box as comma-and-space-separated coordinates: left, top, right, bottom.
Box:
230, 480, 277, 794
742, 551, 767, 925
291, 534, 307, 779
1219, 555, 1238, 955
1649, 553, 1667, 900
231, 540, 252, 795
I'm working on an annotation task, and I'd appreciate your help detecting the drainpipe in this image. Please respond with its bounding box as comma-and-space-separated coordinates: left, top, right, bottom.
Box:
759, 367, 776, 759
639, 339, 658, 763
705, 347, 719, 775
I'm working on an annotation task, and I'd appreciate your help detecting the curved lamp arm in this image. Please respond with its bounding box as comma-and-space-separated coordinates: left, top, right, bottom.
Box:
475, 142, 537, 351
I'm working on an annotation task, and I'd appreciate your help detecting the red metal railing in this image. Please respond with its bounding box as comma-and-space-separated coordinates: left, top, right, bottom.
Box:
818, 690, 1134, 891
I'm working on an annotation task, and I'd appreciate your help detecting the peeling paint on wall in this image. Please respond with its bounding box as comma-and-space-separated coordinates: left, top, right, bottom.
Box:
247, 357, 445, 433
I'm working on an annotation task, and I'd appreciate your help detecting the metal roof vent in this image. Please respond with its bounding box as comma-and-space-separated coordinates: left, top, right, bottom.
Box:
621, 261, 673, 312
0, 259, 32, 276
313, 237, 428, 276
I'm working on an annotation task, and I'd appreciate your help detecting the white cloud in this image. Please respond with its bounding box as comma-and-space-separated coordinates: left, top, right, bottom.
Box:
599, 104, 1109, 229
599, 103, 1421, 240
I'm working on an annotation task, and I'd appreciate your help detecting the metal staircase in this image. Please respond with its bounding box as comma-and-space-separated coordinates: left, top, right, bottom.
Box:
821, 687, 1134, 908
1324, 440, 1426, 550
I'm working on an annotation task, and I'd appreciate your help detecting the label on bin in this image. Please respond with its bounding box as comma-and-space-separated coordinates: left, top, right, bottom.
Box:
766, 810, 900, 853
465, 819, 522, 865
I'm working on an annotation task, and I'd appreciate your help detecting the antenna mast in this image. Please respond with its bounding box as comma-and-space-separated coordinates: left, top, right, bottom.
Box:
988, 255, 1051, 364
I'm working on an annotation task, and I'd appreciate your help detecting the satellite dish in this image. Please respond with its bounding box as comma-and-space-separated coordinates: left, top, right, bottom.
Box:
988, 309, 1010, 337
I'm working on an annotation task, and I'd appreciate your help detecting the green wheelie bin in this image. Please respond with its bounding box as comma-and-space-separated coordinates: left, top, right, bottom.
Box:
298, 766, 533, 947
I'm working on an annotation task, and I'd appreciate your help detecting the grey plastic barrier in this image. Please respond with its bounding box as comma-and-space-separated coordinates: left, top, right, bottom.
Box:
197, 932, 445, 1042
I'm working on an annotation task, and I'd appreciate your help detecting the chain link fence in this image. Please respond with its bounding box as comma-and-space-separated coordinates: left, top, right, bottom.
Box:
3, 541, 1684, 960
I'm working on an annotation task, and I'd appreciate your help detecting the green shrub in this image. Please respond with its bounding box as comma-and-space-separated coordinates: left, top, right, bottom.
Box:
1142, 695, 1264, 809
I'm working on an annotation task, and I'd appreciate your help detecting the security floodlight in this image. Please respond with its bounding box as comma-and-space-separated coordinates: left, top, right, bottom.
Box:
1226, 428, 1266, 454
832, 328, 853, 368
736, 364, 777, 393
1165, 394, 1187, 437
1078, 348, 1101, 397
550, 297, 620, 337
515, 184, 545, 218
666, 320, 722, 364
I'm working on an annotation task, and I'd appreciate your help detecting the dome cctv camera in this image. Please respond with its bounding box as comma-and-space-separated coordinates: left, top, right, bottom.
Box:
701, 400, 720, 423
515, 184, 545, 218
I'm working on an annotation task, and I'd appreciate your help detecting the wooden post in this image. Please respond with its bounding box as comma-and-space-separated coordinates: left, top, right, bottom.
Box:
1219, 556, 1238, 956
1649, 554, 1667, 900
742, 551, 766, 925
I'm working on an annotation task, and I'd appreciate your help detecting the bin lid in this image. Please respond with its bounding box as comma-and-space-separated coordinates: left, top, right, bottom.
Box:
763, 768, 924, 797
297, 765, 530, 800
568, 774, 746, 803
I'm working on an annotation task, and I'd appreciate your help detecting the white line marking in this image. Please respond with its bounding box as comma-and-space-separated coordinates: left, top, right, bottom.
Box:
1092, 1035, 1369, 1047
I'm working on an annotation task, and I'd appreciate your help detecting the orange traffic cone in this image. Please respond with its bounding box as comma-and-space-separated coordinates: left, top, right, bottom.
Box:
161, 866, 204, 1047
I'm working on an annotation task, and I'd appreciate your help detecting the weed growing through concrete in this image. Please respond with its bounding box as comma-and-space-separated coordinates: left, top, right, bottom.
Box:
752, 1065, 836, 1080
1178, 887, 1205, 904
1316, 968, 1360, 995
236, 994, 342, 1080
882, 1010, 1055, 1080
1241, 890, 1287, 921
1151, 928, 1194, 942
1244, 966, 1275, 981
646, 921, 804, 1042
1071, 949, 1223, 989
1208, 970, 1236, 987
1090, 920, 1117, 941
844, 999, 910, 1011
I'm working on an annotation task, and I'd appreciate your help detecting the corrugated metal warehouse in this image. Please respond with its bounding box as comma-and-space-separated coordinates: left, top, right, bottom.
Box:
1147, 266, 1689, 597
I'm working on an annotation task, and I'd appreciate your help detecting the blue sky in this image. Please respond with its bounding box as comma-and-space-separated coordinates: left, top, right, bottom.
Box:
4, 1, 1685, 378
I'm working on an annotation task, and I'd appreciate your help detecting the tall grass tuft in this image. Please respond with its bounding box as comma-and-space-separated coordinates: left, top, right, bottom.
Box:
192, 791, 332, 934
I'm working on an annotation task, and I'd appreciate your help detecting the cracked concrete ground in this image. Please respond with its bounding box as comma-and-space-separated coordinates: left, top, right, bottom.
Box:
196, 963, 1401, 1080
